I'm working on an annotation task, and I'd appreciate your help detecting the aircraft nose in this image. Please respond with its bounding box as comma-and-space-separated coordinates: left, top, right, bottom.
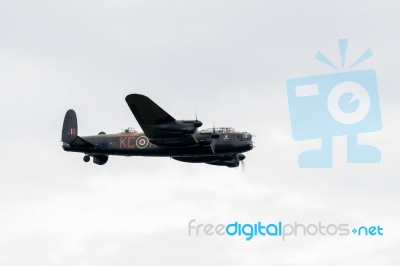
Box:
240, 132, 254, 150
248, 133, 254, 149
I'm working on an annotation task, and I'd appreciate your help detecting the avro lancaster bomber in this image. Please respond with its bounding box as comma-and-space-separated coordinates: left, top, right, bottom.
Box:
62, 94, 253, 167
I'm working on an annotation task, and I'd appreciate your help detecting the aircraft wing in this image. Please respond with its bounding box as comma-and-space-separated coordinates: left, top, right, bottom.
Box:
125, 94, 180, 139
172, 154, 244, 168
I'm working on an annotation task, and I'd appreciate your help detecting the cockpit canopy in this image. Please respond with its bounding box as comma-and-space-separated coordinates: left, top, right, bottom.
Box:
241, 132, 252, 139
200, 127, 238, 133
123, 127, 137, 133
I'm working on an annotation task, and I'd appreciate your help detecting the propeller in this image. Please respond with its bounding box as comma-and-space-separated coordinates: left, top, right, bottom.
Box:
193, 111, 203, 128
192, 112, 203, 143
211, 121, 220, 139
210, 138, 216, 153
237, 153, 246, 172
210, 121, 220, 153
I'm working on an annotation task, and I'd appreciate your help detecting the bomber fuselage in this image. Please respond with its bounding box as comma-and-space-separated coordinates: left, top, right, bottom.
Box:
63, 130, 253, 157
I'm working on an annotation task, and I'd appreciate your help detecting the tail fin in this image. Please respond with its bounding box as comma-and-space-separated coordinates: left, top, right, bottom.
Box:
62, 109, 78, 144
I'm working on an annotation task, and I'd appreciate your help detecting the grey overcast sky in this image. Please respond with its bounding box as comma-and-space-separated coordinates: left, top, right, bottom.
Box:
1, 0, 399, 265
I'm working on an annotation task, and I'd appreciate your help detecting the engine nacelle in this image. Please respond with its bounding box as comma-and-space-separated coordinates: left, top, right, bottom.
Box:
155, 120, 202, 134
204, 160, 238, 167
207, 154, 245, 167
208, 159, 239, 167
93, 155, 108, 165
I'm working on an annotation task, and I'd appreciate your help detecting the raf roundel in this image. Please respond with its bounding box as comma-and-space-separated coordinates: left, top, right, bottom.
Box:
136, 136, 149, 149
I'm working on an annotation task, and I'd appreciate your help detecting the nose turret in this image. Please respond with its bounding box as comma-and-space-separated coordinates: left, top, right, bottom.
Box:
240, 132, 253, 151
242, 132, 252, 140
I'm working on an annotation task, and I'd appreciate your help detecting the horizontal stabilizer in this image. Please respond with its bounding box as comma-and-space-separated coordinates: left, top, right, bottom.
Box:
70, 136, 96, 148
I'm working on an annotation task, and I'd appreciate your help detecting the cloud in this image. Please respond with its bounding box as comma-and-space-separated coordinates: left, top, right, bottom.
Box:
0, 0, 399, 265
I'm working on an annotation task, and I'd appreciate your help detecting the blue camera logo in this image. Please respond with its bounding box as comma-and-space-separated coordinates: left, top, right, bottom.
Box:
287, 39, 382, 168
